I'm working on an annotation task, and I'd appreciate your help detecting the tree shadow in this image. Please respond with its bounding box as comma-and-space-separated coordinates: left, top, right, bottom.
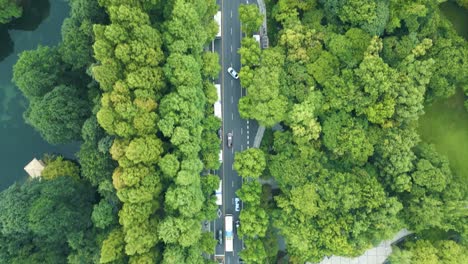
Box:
0, 25, 13, 62
0, 0, 50, 62
8, 0, 51, 31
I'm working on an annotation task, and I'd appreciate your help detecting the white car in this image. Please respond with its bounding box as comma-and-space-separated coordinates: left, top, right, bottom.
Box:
227, 67, 239, 79
235, 198, 240, 211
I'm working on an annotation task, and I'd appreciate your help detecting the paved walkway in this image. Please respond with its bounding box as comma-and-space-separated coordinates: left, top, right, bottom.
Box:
315, 229, 411, 264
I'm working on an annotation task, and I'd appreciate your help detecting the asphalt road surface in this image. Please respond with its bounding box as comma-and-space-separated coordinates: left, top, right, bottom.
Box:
212, 0, 259, 263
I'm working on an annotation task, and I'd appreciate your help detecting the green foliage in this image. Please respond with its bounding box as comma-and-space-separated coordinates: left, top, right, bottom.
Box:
389, 239, 468, 264
24, 85, 90, 144
239, 37, 261, 66
41, 156, 80, 180
0, 0, 22, 24
0, 177, 96, 263
239, 49, 288, 127
92, 200, 116, 230
239, 4, 263, 35
322, 111, 375, 165
234, 148, 266, 178
201, 52, 220, 79
12, 46, 62, 100
100, 227, 127, 264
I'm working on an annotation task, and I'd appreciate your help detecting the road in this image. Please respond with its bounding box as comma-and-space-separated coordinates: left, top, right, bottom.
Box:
212, 0, 259, 263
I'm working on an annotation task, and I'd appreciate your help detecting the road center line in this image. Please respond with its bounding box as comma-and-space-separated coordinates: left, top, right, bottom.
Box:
241, 128, 243, 135
230, 28, 232, 35
231, 113, 234, 120
231, 96, 234, 103
230, 45, 233, 52
232, 181, 234, 187
231, 10, 232, 18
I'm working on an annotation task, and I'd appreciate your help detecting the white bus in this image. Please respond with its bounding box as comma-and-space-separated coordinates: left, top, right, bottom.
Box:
225, 215, 233, 252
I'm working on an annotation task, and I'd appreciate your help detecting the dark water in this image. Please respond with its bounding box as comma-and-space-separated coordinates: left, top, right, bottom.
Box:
0, 0, 75, 190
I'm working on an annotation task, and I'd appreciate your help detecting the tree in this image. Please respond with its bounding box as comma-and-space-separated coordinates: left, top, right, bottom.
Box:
234, 148, 266, 178
60, 18, 94, 69
12, 46, 62, 100
125, 136, 163, 164
322, 111, 375, 165
239, 37, 261, 66
239, 237, 267, 264
287, 91, 322, 145
92, 200, 117, 229
100, 227, 127, 264
0, 0, 22, 24
0, 177, 97, 263
239, 4, 263, 35
389, 240, 468, 264
201, 52, 220, 79
41, 156, 80, 180
25, 85, 90, 144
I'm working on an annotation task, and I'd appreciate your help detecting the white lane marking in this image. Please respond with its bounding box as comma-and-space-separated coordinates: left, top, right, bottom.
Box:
232, 181, 234, 187
241, 128, 243, 135
231, 96, 234, 103
231, 147, 234, 154
231, 10, 233, 18
231, 80, 233, 86
247, 120, 249, 124
247, 135, 249, 140
231, 45, 233, 52
247, 125, 249, 129
232, 164, 234, 170
231, 28, 232, 35
247, 130, 249, 134
247, 140, 249, 145
231, 113, 234, 120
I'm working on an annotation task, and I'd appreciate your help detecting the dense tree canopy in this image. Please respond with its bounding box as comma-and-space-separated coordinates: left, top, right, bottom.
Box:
237, 0, 468, 262
0, 177, 97, 263
24, 85, 90, 144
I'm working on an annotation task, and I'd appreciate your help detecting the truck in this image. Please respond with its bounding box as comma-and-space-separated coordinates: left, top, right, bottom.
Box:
225, 215, 233, 252
215, 179, 222, 205
214, 11, 222, 38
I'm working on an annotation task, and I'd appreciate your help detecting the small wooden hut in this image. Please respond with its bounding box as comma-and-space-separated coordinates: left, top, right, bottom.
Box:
24, 158, 45, 178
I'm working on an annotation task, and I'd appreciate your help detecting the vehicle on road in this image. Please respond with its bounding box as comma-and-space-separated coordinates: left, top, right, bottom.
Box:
235, 198, 240, 212
225, 215, 233, 252
218, 128, 222, 140
227, 67, 239, 79
227, 132, 233, 148
235, 220, 240, 229
215, 180, 222, 205
218, 229, 223, 245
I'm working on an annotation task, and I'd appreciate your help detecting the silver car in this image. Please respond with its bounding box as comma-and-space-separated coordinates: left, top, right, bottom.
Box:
235, 198, 240, 211
227, 132, 233, 148
227, 67, 239, 79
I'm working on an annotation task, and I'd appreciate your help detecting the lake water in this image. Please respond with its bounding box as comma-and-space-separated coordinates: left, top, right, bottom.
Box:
0, 0, 75, 190
419, 2, 468, 184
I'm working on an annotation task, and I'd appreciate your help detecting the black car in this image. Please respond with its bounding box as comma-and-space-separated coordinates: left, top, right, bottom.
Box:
218, 230, 223, 245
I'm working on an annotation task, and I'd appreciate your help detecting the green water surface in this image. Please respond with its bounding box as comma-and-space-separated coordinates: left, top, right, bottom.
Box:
419, 1, 468, 184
